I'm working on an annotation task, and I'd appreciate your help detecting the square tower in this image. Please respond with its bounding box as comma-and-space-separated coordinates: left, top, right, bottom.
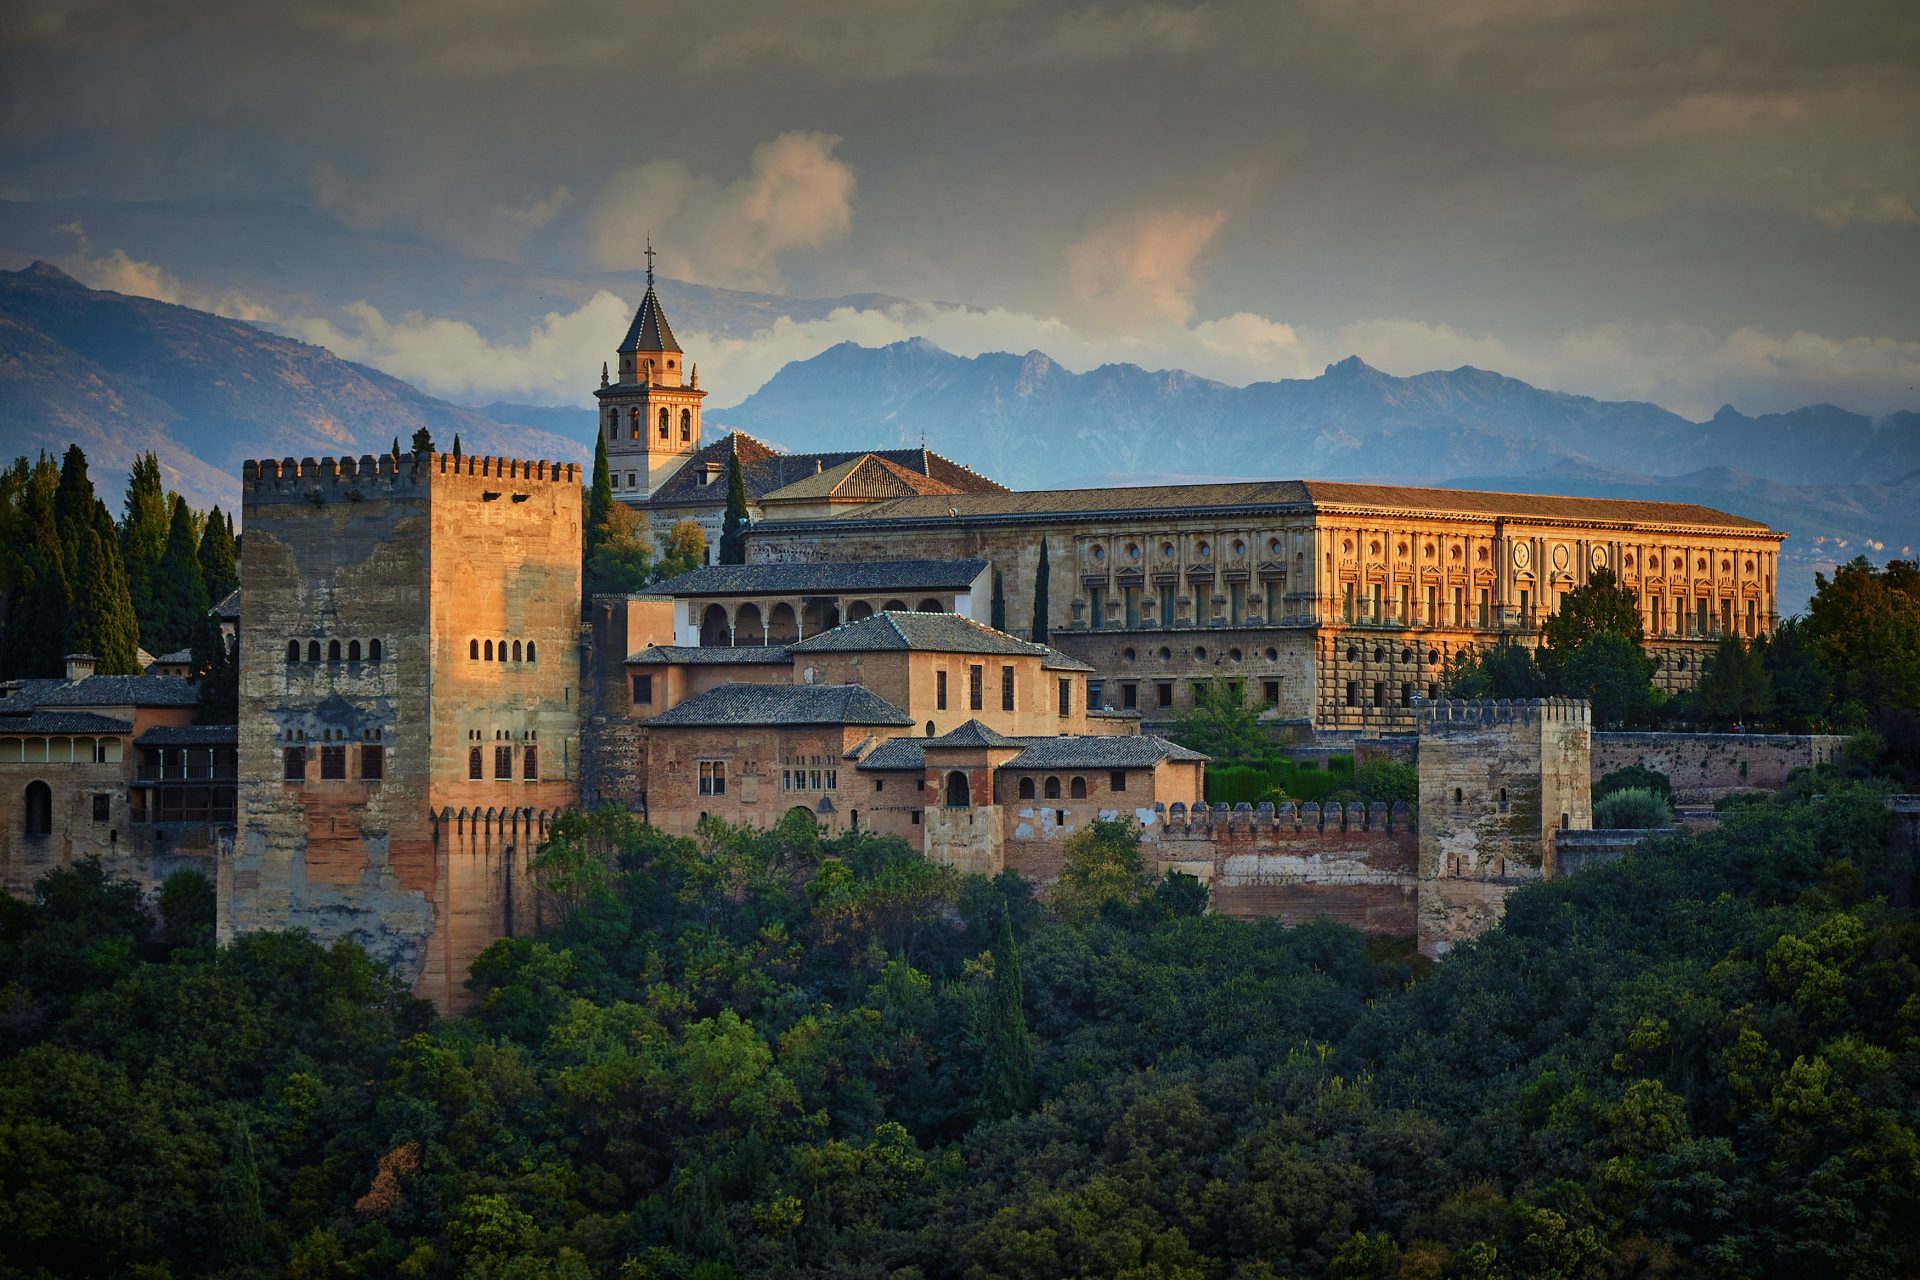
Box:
223, 451, 583, 1010
593, 263, 706, 501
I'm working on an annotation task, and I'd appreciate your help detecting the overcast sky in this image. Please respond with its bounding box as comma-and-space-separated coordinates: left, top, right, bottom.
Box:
3, 0, 1918, 415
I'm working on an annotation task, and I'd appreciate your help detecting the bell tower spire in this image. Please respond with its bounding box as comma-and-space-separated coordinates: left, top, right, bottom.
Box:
593, 240, 706, 504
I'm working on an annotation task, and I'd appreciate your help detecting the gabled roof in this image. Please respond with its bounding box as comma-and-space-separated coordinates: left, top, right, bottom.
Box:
790, 611, 1045, 657
1298, 481, 1774, 531
650, 560, 987, 597
213, 589, 240, 620
645, 432, 1006, 507
626, 644, 794, 666
926, 719, 1023, 749
617, 285, 681, 354
0, 674, 199, 710
0, 711, 134, 734
760, 454, 966, 505
645, 683, 913, 728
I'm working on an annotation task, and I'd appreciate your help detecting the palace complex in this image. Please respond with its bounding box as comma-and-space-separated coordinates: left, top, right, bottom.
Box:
5, 268, 1831, 1010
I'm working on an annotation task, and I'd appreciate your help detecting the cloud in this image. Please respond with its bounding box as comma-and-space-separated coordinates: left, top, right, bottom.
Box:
586, 132, 855, 290
279, 291, 634, 404
1064, 210, 1230, 332
56, 225, 276, 322
1814, 191, 1920, 228
311, 165, 574, 260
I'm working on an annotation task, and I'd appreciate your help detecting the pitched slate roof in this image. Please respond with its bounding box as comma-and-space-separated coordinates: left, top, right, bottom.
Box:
760, 454, 967, 504
0, 679, 65, 715
646, 432, 1005, 507
1040, 650, 1096, 672
152, 649, 195, 665
0, 711, 133, 734
790, 611, 1045, 657
1003, 735, 1208, 769
617, 285, 680, 354
626, 645, 795, 665
760, 477, 1775, 533
38, 676, 199, 707
645, 683, 913, 728
650, 560, 988, 597
136, 725, 238, 746
926, 719, 1024, 749
855, 732, 1207, 772
213, 589, 240, 620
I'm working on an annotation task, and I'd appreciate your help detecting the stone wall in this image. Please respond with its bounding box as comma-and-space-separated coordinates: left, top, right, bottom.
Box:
1593, 731, 1847, 803
1553, 826, 1676, 876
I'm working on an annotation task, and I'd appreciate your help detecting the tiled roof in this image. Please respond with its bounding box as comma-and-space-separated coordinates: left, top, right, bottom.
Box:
760, 454, 966, 504
646, 432, 1006, 506
761, 477, 1774, 533
1040, 649, 1096, 672
1004, 735, 1208, 769
136, 725, 237, 746
38, 676, 199, 708
152, 649, 195, 665
0, 710, 133, 734
0, 679, 65, 715
213, 588, 240, 620
790, 611, 1047, 657
626, 644, 794, 665
855, 732, 1207, 772
616, 285, 681, 354
645, 683, 913, 728
926, 719, 1024, 749
651, 560, 988, 597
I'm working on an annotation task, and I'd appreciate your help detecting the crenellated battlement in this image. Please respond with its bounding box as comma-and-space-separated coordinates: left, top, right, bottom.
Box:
1417, 696, 1591, 731
242, 452, 580, 499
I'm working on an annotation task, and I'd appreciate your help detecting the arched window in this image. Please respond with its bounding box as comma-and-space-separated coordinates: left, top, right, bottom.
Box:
1044, 776, 1061, 799
468, 747, 483, 780
496, 640, 507, 663
484, 640, 493, 660
658, 408, 670, 439
629, 406, 641, 440
287, 640, 300, 663
525, 642, 535, 663
369, 639, 382, 662
308, 640, 321, 662
926, 721, 936, 737
348, 639, 361, 662
24, 781, 53, 836
680, 408, 691, 441
1454, 787, 1464, 805
328, 639, 342, 662
1018, 777, 1036, 799
470, 639, 479, 660
608, 409, 619, 440
1069, 776, 1087, 799
944, 770, 970, 807
512, 640, 522, 661
917, 598, 942, 612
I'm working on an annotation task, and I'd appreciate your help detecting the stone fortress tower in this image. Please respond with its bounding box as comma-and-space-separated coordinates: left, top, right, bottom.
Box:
594, 242, 706, 501
222, 450, 582, 1009
1416, 697, 1592, 957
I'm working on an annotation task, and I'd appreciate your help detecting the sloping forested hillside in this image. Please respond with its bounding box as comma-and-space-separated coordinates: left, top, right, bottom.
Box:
1, 775, 1914, 1279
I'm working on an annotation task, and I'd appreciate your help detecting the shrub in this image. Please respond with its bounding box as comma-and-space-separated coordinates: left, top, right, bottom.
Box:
1353, 759, 1418, 807
1596, 764, 1672, 804
1592, 786, 1673, 830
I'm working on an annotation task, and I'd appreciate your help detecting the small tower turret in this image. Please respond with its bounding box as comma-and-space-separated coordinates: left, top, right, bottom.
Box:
593, 239, 706, 502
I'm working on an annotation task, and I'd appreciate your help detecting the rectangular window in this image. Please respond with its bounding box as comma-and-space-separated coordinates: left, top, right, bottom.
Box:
1697, 598, 1710, 635
1453, 587, 1464, 627
875, 779, 884, 792
1088, 680, 1104, 708
1400, 682, 1413, 707
92, 793, 110, 822
1058, 678, 1070, 717
1399, 584, 1411, 623
361, 744, 385, 780
1122, 682, 1138, 710
1156, 681, 1173, 709
1477, 589, 1490, 628
1373, 681, 1385, 707
1109, 770, 1127, 793
1228, 582, 1245, 625
524, 746, 538, 781
1518, 588, 1530, 624
1001, 665, 1015, 712
1263, 679, 1280, 706
1160, 584, 1176, 623
494, 745, 512, 780
969, 664, 983, 711
1426, 586, 1439, 624
911, 810, 921, 826
1088, 586, 1105, 629
320, 745, 346, 780
936, 670, 948, 710
698, 759, 727, 796
632, 674, 653, 705
1345, 681, 1358, 708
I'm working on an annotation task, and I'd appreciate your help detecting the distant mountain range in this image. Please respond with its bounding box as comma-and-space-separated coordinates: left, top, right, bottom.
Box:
0, 262, 584, 511
1, 260, 1912, 610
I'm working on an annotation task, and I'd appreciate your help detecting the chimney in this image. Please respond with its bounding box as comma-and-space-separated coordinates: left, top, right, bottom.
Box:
64, 653, 96, 682
815, 458, 824, 474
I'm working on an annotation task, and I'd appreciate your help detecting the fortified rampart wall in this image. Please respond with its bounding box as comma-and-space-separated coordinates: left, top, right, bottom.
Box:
1592, 731, 1847, 802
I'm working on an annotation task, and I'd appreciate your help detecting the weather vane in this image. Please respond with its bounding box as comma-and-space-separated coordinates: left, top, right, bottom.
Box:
644, 235, 656, 286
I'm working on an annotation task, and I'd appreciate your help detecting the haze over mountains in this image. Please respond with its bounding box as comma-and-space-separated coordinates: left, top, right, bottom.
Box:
0, 256, 1913, 611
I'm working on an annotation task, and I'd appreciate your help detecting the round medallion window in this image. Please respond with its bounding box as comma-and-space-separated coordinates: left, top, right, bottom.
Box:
1162, 542, 1176, 558
1551, 544, 1570, 571
1590, 545, 1607, 571
1401, 647, 1413, 663
1196, 541, 1212, 558
1090, 544, 1105, 562
1265, 646, 1279, 661
1158, 646, 1172, 661
1269, 538, 1283, 555
1232, 539, 1246, 557
1228, 647, 1243, 663
1347, 646, 1360, 661
1428, 649, 1440, 664
1122, 647, 1136, 663
1127, 543, 1141, 560
1193, 645, 1209, 661
1373, 647, 1385, 662
1512, 543, 1531, 569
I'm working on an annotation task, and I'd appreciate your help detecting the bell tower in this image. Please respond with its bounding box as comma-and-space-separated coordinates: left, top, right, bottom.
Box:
594, 240, 706, 502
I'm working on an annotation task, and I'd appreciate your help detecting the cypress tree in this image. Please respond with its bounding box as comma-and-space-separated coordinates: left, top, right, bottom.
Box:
197, 504, 239, 604
152, 495, 210, 654
69, 505, 142, 674
121, 452, 169, 636
53, 444, 95, 582
991, 569, 1007, 631
451, 432, 463, 458
719, 453, 749, 565
980, 906, 1035, 1118
391, 436, 401, 461
1030, 540, 1051, 643
587, 433, 614, 565
3, 462, 70, 678
411, 427, 434, 457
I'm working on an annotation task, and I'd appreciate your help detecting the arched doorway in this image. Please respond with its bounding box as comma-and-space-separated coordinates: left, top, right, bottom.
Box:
802, 600, 840, 635
700, 604, 731, 646
23, 781, 52, 836
944, 770, 971, 808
